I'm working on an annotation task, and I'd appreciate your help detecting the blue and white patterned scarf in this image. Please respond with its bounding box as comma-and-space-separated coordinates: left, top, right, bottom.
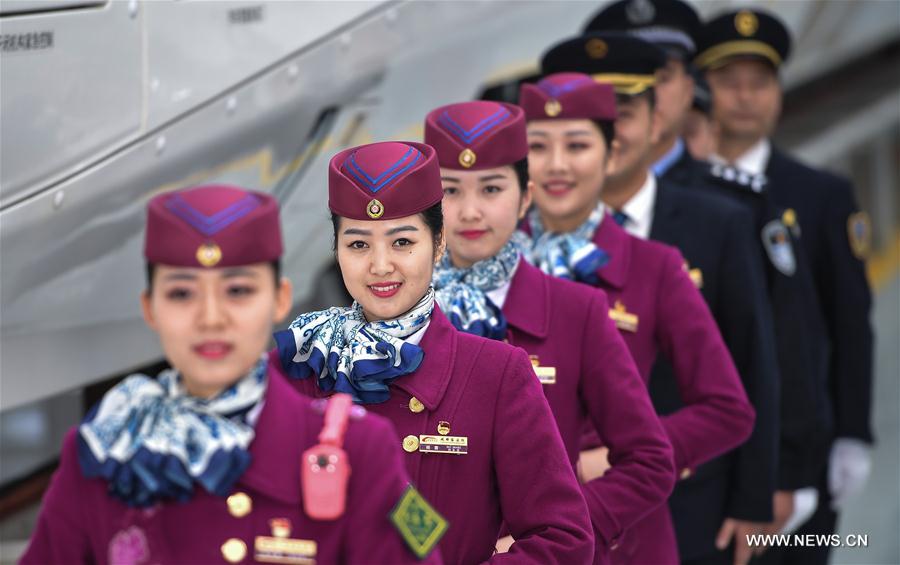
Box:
432, 236, 526, 339
274, 289, 434, 404
78, 356, 268, 507
522, 202, 609, 284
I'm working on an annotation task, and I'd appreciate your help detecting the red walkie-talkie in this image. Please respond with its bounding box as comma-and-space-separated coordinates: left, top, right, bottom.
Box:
301, 394, 352, 520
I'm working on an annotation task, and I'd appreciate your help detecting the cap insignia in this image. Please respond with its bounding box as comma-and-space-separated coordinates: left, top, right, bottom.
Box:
458, 148, 477, 168
735, 11, 759, 37
196, 243, 223, 267
544, 99, 562, 117
585, 38, 608, 59
367, 198, 385, 219
625, 0, 655, 25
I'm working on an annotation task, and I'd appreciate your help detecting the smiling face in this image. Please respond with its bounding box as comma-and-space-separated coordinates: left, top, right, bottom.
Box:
606, 94, 657, 184
526, 119, 609, 232
440, 165, 532, 268
335, 214, 444, 321
706, 58, 782, 144
141, 263, 292, 398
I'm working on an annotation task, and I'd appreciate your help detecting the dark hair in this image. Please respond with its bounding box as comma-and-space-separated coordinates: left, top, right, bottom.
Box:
330, 200, 444, 252
615, 89, 656, 111
511, 157, 530, 194
590, 120, 616, 150
145, 260, 282, 291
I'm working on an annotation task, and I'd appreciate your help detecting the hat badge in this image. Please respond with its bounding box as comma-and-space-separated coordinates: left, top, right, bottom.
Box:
585, 38, 608, 59
544, 99, 562, 117
735, 11, 759, 37
625, 0, 655, 25
196, 243, 222, 267
459, 148, 477, 168
367, 198, 385, 219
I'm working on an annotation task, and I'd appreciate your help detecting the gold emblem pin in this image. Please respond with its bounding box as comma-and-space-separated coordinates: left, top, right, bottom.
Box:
196, 243, 222, 267
545, 99, 562, 117
782, 208, 796, 228
459, 148, 477, 169
735, 10, 759, 37
689, 268, 704, 289
409, 397, 425, 414
437, 421, 451, 436
366, 198, 385, 219
221, 538, 248, 563
682, 261, 704, 289
402, 435, 420, 453
609, 300, 639, 333
270, 518, 292, 538
529, 355, 556, 384
585, 38, 608, 59
226, 492, 252, 518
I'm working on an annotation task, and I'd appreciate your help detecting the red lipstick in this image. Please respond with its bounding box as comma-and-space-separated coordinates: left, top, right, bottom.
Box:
368, 281, 402, 298
458, 229, 488, 240
192, 341, 233, 359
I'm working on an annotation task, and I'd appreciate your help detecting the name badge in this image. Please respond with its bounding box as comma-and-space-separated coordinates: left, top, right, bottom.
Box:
255, 518, 317, 564
529, 355, 557, 384
609, 300, 638, 333
419, 434, 468, 455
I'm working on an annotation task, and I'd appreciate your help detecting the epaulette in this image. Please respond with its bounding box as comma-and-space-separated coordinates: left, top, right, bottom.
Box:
706, 162, 767, 194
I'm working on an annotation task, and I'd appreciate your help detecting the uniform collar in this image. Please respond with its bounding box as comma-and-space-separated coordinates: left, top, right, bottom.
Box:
711, 138, 771, 176
390, 306, 456, 411
618, 172, 657, 240
502, 258, 551, 338
241, 364, 305, 504
652, 138, 685, 177
591, 210, 631, 289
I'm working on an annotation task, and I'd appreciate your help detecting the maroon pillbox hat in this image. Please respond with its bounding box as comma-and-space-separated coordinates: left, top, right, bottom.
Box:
144, 184, 282, 268
328, 141, 443, 221
519, 72, 618, 122
424, 101, 528, 170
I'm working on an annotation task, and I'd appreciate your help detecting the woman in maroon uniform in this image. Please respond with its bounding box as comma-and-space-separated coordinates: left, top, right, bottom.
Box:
23, 185, 436, 564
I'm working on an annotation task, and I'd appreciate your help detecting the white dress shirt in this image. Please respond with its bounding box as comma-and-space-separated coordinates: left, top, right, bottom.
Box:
616, 172, 657, 240
710, 138, 771, 175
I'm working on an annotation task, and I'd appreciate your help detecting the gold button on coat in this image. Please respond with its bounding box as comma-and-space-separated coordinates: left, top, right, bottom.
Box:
680, 468, 693, 480
402, 435, 420, 452
221, 538, 247, 563
408, 397, 425, 413
226, 492, 252, 518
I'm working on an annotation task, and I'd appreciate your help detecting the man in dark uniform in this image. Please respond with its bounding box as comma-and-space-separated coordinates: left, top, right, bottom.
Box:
696, 9, 875, 564
583, 0, 707, 187
541, 32, 780, 565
